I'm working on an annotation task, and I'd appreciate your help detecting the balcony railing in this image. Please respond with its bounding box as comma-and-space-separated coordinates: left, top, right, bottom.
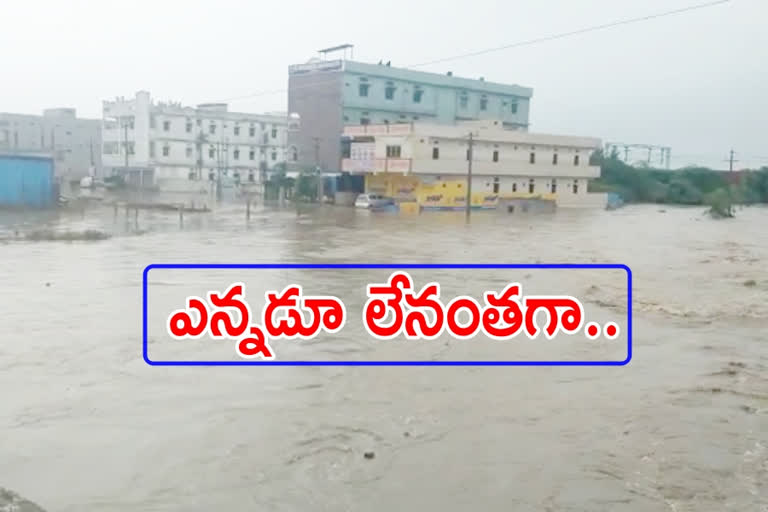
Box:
343, 123, 413, 137
341, 158, 412, 173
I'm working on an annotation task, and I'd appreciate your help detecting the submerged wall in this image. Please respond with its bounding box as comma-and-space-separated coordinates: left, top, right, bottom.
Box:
364, 173, 558, 209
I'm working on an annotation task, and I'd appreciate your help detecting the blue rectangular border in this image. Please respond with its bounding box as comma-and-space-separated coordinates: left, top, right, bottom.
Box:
143, 263, 632, 366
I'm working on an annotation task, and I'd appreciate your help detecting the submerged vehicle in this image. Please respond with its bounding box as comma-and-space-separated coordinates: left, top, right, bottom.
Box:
354, 193, 394, 209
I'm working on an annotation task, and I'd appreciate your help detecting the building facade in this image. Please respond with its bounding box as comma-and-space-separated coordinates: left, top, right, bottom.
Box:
102, 91, 298, 191
288, 59, 533, 176
0, 109, 101, 182
342, 120, 605, 209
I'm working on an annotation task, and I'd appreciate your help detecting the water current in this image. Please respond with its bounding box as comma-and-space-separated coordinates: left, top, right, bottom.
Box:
0, 201, 766, 511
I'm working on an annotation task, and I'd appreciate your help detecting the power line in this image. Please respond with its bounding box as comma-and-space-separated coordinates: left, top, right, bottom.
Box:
408, 0, 731, 68
215, 0, 731, 104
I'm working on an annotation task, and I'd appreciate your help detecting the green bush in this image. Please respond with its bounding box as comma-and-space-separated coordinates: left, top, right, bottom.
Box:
704, 189, 734, 218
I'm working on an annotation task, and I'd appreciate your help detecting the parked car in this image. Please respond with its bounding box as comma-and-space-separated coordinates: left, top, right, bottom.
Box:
355, 193, 394, 209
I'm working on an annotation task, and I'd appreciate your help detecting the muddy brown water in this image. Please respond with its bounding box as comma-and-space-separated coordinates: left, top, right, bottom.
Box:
0, 203, 766, 511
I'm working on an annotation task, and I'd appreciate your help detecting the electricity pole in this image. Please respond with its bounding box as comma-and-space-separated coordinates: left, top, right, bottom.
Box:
123, 120, 129, 171
723, 149, 739, 217
313, 137, 322, 202
465, 132, 473, 223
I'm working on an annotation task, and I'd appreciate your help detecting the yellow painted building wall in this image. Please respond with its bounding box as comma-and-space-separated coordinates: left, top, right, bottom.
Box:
365, 174, 556, 209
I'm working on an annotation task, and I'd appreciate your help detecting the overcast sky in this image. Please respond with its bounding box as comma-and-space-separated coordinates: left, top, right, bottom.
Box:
1, 0, 765, 169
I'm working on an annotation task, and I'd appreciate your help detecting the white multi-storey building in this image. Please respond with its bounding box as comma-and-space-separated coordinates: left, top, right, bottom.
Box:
102, 91, 299, 191
342, 119, 605, 209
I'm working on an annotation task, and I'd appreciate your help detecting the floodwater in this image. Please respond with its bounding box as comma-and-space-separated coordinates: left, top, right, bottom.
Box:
0, 200, 766, 511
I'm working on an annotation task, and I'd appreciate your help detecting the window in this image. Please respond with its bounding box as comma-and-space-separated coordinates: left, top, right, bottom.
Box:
553, 153, 558, 165
386, 145, 401, 158
529, 152, 536, 164
149, 141, 155, 157
359, 83, 370, 97
360, 117, 370, 125
291, 147, 298, 161
510, 102, 518, 114
573, 179, 579, 194
385, 82, 395, 100
493, 150, 499, 162
209, 146, 215, 158
249, 150, 255, 160
480, 95, 488, 111
512, 183, 517, 192
150, 116, 156, 128
529, 179, 535, 194
103, 142, 118, 154
271, 151, 277, 161
271, 128, 277, 138
551, 179, 557, 193
234, 149, 240, 160
209, 123, 216, 134
249, 125, 255, 137
185, 146, 193, 158
459, 93, 468, 108
493, 176, 500, 194
432, 147, 439, 159
186, 121, 192, 133
234, 125, 240, 136
163, 120, 170, 132
343, 116, 350, 122
574, 155, 580, 166
413, 87, 424, 103
162, 145, 170, 157
196, 119, 202, 127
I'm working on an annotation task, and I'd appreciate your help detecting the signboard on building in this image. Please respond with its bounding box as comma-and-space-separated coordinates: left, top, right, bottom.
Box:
386, 158, 411, 173
289, 60, 344, 75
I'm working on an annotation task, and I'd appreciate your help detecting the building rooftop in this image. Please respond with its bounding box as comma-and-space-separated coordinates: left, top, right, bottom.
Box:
344, 61, 533, 98
289, 59, 533, 98
344, 120, 600, 149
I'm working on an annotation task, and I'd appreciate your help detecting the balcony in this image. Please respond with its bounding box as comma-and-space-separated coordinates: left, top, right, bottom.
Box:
341, 158, 412, 174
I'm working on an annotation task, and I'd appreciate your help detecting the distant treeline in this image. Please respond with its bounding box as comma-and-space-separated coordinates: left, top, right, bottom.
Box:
589, 150, 768, 217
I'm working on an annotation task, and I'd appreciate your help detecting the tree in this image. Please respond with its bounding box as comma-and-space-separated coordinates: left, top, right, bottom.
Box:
704, 188, 734, 218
